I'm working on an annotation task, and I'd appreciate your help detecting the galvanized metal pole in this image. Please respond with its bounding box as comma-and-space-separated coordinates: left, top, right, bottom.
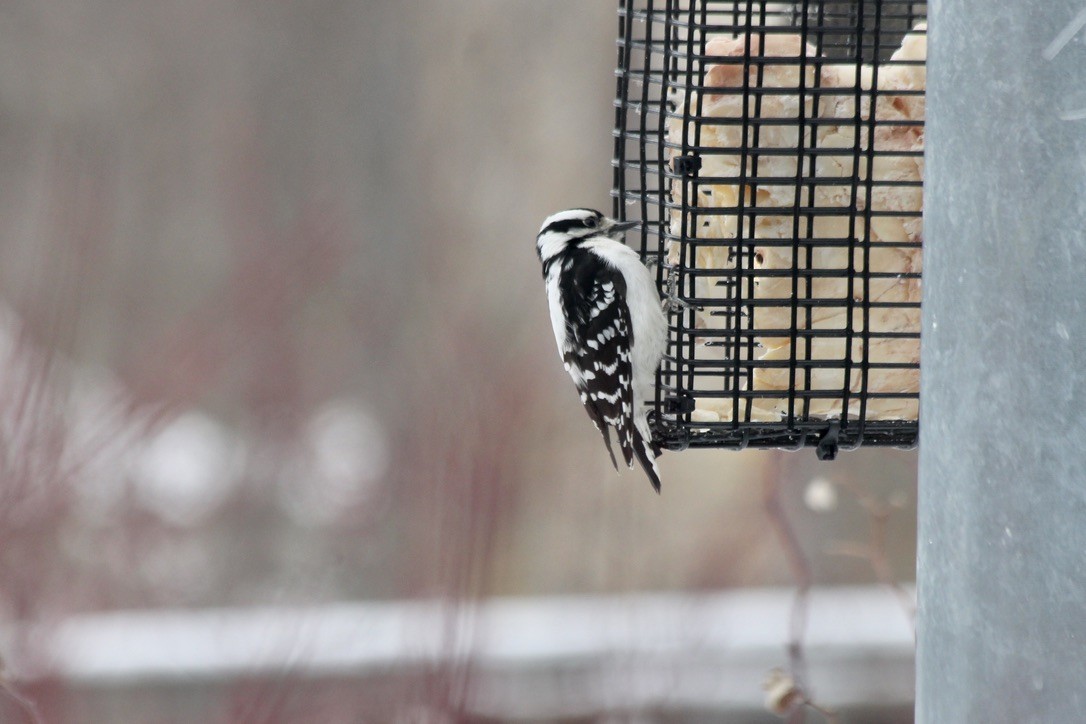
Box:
919, 1, 1086, 721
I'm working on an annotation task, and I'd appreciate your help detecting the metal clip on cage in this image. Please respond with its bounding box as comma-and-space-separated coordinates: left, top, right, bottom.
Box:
613, 0, 926, 456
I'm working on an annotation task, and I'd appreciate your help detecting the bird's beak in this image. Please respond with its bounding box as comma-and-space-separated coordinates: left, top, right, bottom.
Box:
605, 218, 639, 239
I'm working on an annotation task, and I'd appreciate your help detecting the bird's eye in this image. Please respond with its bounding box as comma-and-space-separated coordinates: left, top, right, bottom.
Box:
585, 217, 599, 228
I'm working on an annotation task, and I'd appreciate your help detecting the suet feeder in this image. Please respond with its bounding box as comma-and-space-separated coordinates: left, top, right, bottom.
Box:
613, 0, 926, 458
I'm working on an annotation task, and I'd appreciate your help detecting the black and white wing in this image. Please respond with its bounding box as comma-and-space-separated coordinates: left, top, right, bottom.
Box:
560, 254, 660, 491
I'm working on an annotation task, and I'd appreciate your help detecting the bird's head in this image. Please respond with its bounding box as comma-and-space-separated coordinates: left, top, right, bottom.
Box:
536, 208, 638, 264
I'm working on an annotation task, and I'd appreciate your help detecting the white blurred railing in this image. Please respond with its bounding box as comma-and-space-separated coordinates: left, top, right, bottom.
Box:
9, 586, 913, 719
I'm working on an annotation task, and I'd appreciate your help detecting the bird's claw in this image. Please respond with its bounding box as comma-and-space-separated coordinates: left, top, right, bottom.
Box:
662, 296, 699, 314
664, 266, 699, 312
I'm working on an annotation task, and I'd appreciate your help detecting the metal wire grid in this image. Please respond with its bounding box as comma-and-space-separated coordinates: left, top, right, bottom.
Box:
613, 1, 925, 456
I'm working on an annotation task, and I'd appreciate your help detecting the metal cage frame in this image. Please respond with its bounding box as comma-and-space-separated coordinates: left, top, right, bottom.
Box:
613, 0, 926, 457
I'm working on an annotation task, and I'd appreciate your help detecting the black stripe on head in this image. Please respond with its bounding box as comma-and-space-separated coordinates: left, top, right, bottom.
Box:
538, 209, 605, 238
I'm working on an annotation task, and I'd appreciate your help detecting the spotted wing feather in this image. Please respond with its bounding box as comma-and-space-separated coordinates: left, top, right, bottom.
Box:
560, 256, 639, 473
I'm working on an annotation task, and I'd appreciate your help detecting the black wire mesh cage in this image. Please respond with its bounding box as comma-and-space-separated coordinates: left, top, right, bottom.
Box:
613, 0, 926, 457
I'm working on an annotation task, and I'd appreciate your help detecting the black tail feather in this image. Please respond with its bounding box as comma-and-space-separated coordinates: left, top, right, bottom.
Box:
631, 427, 662, 493
597, 423, 619, 471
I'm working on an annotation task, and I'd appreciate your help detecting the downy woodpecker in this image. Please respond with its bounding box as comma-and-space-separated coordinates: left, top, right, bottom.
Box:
536, 208, 668, 492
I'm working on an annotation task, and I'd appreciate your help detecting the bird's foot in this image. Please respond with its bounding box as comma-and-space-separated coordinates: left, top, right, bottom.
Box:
662, 296, 699, 314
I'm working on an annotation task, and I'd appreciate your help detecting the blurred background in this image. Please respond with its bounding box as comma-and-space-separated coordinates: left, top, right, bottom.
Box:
0, 1, 916, 722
